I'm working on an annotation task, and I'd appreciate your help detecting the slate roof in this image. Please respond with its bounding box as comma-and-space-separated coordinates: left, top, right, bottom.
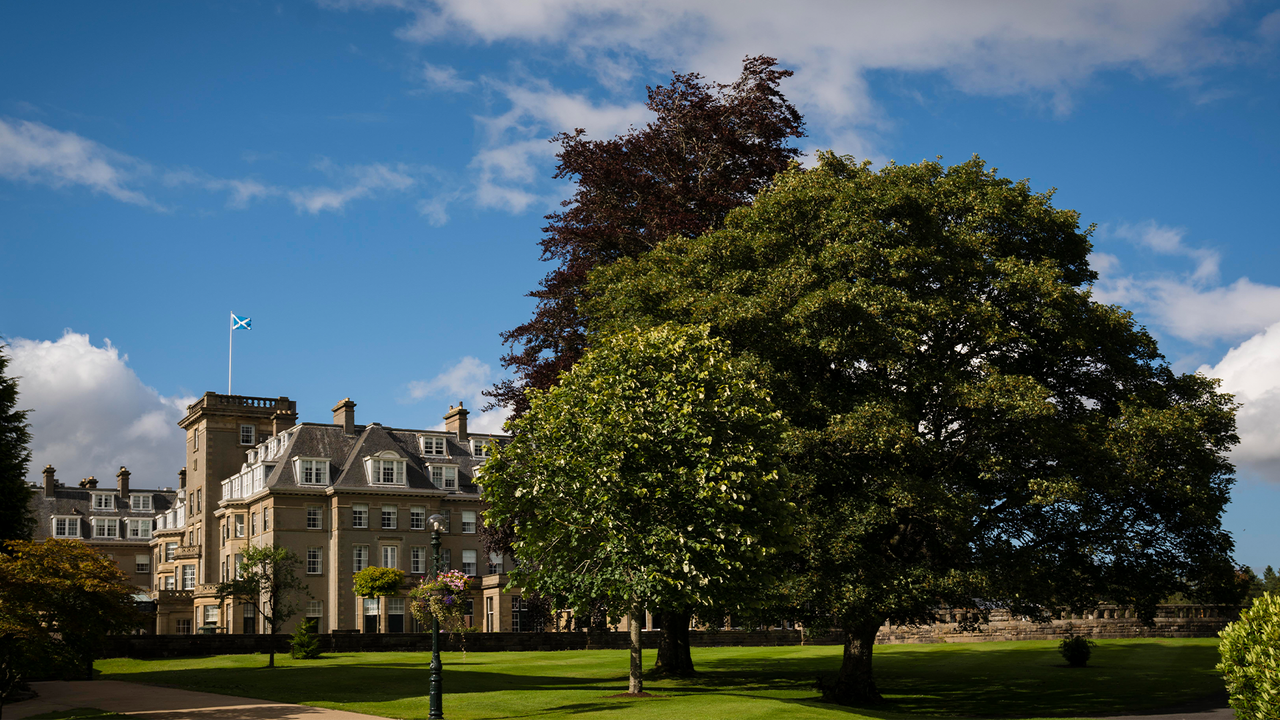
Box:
27, 484, 177, 542
246, 422, 503, 495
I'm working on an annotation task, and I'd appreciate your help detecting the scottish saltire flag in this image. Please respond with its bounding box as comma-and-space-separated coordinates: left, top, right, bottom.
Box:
231, 314, 251, 330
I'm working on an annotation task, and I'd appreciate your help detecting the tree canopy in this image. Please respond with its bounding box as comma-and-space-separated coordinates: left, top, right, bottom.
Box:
482, 323, 793, 693
486, 55, 804, 419
0, 342, 33, 543
585, 153, 1240, 703
0, 539, 140, 701
216, 544, 308, 668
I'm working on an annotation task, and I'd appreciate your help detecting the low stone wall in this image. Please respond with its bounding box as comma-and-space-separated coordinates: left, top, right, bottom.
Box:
103, 605, 1235, 658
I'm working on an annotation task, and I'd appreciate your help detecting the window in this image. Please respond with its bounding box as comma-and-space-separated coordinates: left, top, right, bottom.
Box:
92, 493, 115, 511
461, 549, 477, 576
298, 459, 329, 485
165, 542, 177, 562
127, 519, 152, 539
93, 518, 118, 538
233, 553, 243, 579
352, 503, 368, 529
410, 506, 426, 531
441, 508, 452, 533
430, 465, 458, 490
381, 504, 397, 530
461, 510, 477, 534
367, 455, 406, 485
353, 545, 369, 572
221, 559, 227, 582
234, 515, 245, 537
485, 596, 494, 632
471, 439, 493, 458
306, 506, 322, 530
131, 495, 152, 511
488, 551, 504, 575
263, 507, 270, 531
382, 545, 398, 569
240, 424, 255, 445
176, 618, 192, 634
438, 548, 451, 575
135, 554, 150, 574
52, 516, 79, 538
513, 597, 532, 632
193, 430, 199, 451
410, 547, 427, 574
307, 600, 323, 618
250, 512, 257, 535
203, 605, 219, 626
307, 547, 322, 575
165, 575, 175, 590
196, 489, 202, 512
421, 435, 446, 455
182, 564, 195, 590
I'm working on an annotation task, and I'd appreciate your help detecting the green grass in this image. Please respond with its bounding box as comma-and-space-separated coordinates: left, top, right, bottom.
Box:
95, 639, 1225, 720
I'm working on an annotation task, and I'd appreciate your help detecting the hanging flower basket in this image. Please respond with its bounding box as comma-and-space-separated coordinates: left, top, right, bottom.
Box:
409, 569, 473, 633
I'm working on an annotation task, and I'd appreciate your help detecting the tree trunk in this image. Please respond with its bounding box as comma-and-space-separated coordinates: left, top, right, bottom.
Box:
824, 620, 883, 705
652, 609, 695, 676
628, 611, 643, 694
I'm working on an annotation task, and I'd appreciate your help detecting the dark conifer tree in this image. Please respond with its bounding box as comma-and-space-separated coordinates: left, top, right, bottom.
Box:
0, 342, 34, 543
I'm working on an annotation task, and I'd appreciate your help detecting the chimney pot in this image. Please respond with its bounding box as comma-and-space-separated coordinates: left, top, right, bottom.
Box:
333, 398, 357, 435
42, 464, 56, 497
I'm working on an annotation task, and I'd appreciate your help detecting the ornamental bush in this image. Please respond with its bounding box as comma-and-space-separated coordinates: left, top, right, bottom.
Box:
1059, 635, 1095, 667
1218, 591, 1280, 718
290, 620, 321, 660
352, 567, 404, 597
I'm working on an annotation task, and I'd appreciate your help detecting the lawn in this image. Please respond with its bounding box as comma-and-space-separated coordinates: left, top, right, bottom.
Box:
95, 638, 1225, 720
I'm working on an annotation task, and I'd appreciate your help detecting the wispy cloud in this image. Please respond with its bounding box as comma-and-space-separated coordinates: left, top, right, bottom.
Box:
421, 62, 474, 92
163, 168, 281, 209
404, 356, 509, 433
0, 118, 159, 208
288, 161, 417, 214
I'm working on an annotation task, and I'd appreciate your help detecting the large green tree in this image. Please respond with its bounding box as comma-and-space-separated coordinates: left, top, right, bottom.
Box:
215, 544, 308, 668
586, 154, 1241, 704
482, 324, 792, 694
0, 343, 33, 543
0, 539, 140, 706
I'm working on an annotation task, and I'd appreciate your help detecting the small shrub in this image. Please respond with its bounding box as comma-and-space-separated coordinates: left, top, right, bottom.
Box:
290, 620, 321, 660
1218, 591, 1280, 719
1059, 635, 1094, 667
352, 567, 405, 597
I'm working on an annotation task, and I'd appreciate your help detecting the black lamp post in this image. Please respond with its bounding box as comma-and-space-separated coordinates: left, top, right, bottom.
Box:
427, 513, 445, 719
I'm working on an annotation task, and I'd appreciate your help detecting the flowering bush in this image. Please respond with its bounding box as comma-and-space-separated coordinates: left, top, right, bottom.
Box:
409, 570, 472, 633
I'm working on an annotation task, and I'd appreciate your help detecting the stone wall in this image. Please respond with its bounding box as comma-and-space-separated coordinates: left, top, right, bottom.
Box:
103, 604, 1235, 659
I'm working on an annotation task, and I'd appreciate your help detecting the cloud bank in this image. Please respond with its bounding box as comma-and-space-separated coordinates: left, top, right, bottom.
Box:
6, 332, 191, 490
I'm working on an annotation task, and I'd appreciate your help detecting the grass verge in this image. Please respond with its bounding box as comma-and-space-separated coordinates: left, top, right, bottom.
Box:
95, 638, 1225, 719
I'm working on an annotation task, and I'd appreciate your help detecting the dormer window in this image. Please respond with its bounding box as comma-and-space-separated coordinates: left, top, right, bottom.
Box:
429, 465, 458, 491
366, 452, 406, 486
421, 436, 447, 456
295, 458, 331, 486
471, 439, 494, 458
131, 495, 152, 512
52, 516, 80, 538
92, 493, 116, 511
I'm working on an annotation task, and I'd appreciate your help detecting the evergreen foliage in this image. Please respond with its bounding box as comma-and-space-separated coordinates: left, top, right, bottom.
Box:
290, 620, 321, 660
1059, 636, 1095, 667
0, 342, 34, 542
1219, 592, 1280, 719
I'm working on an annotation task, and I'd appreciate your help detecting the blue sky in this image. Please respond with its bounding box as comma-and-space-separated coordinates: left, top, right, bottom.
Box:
2, 1, 1279, 570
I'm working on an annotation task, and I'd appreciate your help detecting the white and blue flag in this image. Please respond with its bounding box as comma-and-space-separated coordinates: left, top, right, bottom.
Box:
231, 314, 251, 330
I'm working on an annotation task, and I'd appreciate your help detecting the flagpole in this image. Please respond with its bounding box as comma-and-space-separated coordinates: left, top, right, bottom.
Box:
228, 311, 233, 395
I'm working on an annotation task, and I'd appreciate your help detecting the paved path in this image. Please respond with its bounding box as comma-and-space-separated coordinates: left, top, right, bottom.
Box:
6, 681, 390, 720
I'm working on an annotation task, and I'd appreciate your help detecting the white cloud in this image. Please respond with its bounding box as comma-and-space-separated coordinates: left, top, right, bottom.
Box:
289, 161, 416, 214
421, 62, 474, 92
0, 118, 158, 207
1201, 323, 1280, 481
1091, 221, 1280, 345
404, 356, 509, 433
163, 168, 281, 209
6, 331, 191, 490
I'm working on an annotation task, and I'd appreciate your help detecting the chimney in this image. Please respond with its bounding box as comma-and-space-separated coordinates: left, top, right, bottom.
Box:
272, 408, 298, 436
333, 398, 356, 435
43, 464, 56, 497
80, 476, 99, 489
444, 401, 469, 442
178, 467, 187, 489
116, 466, 130, 502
